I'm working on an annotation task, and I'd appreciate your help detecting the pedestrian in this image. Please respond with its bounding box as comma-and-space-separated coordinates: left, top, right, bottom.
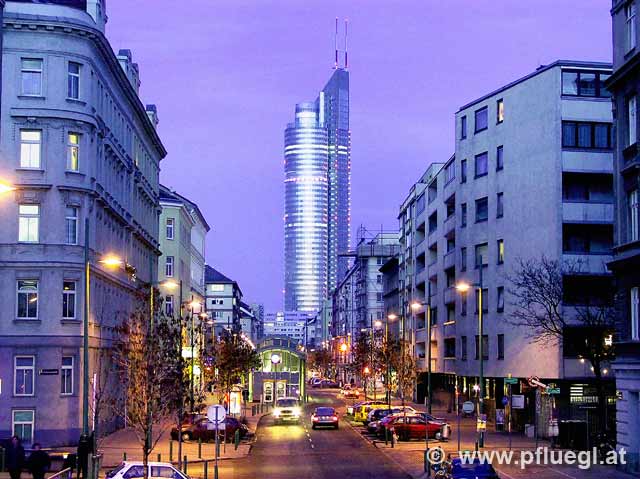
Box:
6, 435, 26, 479
27, 443, 51, 479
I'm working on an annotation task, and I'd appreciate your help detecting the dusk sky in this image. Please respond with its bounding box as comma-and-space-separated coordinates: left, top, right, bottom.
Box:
107, 1, 611, 311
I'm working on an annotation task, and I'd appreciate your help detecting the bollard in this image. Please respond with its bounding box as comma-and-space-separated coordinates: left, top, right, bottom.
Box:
204, 461, 208, 479
169, 440, 173, 462
183, 456, 188, 474
198, 438, 202, 459
123, 452, 127, 461
385, 428, 389, 445
234, 430, 240, 450
157, 453, 161, 462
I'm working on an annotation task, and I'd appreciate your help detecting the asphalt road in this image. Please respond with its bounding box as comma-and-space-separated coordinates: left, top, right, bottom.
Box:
224, 390, 410, 479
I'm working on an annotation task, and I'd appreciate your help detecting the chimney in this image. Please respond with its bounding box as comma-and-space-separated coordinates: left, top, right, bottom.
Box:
116, 49, 141, 94
145, 105, 159, 129
86, 0, 107, 32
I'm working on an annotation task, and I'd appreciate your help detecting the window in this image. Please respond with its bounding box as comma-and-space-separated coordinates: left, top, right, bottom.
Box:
123, 466, 146, 479
62, 281, 76, 319
497, 239, 504, 264
460, 247, 467, 271
376, 292, 383, 303
475, 107, 488, 133
461, 336, 467, 360
165, 256, 174, 277
497, 334, 505, 360
632, 287, 639, 341
431, 307, 437, 325
496, 99, 504, 123
461, 203, 467, 227
497, 286, 505, 312
21, 59, 42, 96
65, 206, 78, 245
497, 192, 504, 218
475, 288, 489, 313
444, 338, 456, 358
460, 159, 467, 183
461, 292, 468, 316
629, 96, 637, 146
150, 466, 186, 479
460, 116, 467, 139
68, 62, 80, 99
12, 411, 34, 445
627, 2, 637, 52
376, 274, 382, 284
475, 335, 489, 360
165, 295, 174, 316
61, 356, 73, 395
444, 161, 455, 183
475, 243, 488, 268
377, 256, 383, 265
496, 146, 504, 171
67, 133, 80, 171
17, 280, 38, 319
166, 218, 175, 240
475, 197, 488, 222
20, 130, 41, 169
14, 356, 35, 395
562, 70, 611, 98
19, 204, 40, 243
475, 152, 488, 178
630, 189, 639, 242
562, 121, 613, 149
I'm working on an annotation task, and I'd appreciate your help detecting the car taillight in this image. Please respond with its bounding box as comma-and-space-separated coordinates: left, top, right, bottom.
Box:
312, 416, 319, 422
331, 416, 338, 421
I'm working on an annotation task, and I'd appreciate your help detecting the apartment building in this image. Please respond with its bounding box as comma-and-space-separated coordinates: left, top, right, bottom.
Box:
0, 0, 166, 446
404, 61, 615, 428
204, 265, 242, 336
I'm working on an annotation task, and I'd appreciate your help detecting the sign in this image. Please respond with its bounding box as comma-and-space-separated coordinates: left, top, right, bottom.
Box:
546, 387, 560, 395
207, 404, 226, 424
476, 414, 487, 431
496, 409, 505, 425
511, 394, 525, 409
505, 377, 518, 385
462, 401, 475, 414
501, 396, 509, 406
39, 369, 59, 375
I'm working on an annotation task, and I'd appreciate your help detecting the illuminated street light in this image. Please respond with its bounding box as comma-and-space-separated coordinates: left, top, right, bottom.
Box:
374, 320, 383, 328
455, 282, 471, 293
161, 279, 180, 290
99, 255, 124, 268
0, 182, 15, 194
189, 300, 201, 309
340, 343, 348, 353
410, 302, 422, 311
387, 313, 398, 320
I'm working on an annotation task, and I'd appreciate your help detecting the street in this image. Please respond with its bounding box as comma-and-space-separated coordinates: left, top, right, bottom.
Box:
224, 390, 410, 479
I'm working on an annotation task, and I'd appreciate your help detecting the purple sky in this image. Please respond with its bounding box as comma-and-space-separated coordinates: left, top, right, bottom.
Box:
106, 1, 611, 311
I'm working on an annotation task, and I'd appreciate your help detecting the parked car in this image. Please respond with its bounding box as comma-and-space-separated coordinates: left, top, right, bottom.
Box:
273, 397, 302, 424
354, 402, 389, 422
366, 407, 416, 432
381, 415, 445, 440
340, 385, 360, 398
170, 416, 248, 442
107, 462, 189, 479
311, 406, 339, 429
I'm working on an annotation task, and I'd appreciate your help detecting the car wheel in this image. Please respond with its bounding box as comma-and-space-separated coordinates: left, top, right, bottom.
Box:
335, 424, 339, 430
181, 432, 191, 442
311, 425, 316, 430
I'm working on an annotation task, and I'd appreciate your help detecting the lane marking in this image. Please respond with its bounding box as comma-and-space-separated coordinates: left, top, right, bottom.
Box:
549, 468, 578, 479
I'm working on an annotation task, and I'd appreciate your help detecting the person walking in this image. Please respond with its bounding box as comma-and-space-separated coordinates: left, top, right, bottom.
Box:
27, 443, 51, 479
6, 435, 26, 479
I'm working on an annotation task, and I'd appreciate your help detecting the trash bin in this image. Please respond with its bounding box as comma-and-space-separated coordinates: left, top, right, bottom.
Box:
441, 424, 451, 440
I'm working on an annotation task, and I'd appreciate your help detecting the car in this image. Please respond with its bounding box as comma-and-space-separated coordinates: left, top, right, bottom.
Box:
170, 416, 248, 442
354, 402, 389, 422
320, 379, 340, 388
311, 406, 339, 429
347, 400, 379, 416
366, 407, 416, 431
273, 397, 302, 424
340, 385, 360, 398
309, 377, 323, 386
381, 415, 445, 441
106, 462, 189, 479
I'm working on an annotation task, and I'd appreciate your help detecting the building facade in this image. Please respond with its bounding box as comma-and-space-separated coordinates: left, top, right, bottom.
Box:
204, 265, 242, 336
283, 67, 351, 313
606, 1, 640, 472
404, 61, 616, 429
0, 0, 165, 446
263, 311, 314, 343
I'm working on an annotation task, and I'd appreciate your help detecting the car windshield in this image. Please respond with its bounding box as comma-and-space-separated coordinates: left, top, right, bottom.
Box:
316, 407, 335, 415
276, 399, 298, 407
106, 464, 127, 478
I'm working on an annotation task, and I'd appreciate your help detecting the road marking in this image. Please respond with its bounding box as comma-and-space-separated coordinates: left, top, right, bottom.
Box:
548, 468, 578, 479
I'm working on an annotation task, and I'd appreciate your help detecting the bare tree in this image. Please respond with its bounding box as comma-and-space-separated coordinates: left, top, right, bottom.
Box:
110, 301, 185, 479
507, 256, 615, 429
307, 348, 334, 378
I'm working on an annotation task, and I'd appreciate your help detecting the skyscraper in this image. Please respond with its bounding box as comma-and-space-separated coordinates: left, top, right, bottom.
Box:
284, 33, 351, 313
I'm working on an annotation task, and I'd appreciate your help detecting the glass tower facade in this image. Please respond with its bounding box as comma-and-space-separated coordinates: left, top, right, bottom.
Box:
284, 68, 351, 312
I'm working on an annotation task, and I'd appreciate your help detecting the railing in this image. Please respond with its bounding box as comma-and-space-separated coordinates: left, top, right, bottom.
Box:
48, 468, 73, 479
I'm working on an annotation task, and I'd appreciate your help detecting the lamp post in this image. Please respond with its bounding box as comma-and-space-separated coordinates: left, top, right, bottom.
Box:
455, 256, 485, 448
373, 319, 383, 400
410, 295, 433, 414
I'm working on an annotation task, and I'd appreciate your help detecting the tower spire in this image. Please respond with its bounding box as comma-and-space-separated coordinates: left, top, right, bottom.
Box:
334, 17, 339, 69
344, 18, 348, 70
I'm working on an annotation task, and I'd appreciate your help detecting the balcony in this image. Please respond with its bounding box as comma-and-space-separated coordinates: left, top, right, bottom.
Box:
444, 286, 457, 304
562, 253, 613, 274
443, 214, 455, 236
444, 250, 455, 270
563, 202, 613, 224
562, 151, 612, 173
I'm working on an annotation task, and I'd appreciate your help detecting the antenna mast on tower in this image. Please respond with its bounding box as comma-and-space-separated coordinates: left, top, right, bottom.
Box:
344, 19, 348, 70
334, 17, 339, 69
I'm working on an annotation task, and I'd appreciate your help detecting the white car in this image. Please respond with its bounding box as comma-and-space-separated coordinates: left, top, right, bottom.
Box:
106, 462, 189, 479
273, 397, 302, 424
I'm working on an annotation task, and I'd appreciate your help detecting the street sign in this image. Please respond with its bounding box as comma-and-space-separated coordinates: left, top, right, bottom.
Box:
207, 404, 226, 424
505, 377, 518, 385
462, 401, 475, 414
546, 387, 560, 395
501, 396, 509, 406
477, 414, 487, 431
511, 394, 525, 409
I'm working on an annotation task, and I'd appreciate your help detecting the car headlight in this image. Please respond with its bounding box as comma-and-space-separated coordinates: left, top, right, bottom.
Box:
273, 408, 281, 417
292, 407, 301, 417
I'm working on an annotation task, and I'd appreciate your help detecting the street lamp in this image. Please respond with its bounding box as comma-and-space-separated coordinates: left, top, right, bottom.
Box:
384, 313, 401, 410
410, 299, 433, 414
455, 256, 485, 448
0, 182, 16, 194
